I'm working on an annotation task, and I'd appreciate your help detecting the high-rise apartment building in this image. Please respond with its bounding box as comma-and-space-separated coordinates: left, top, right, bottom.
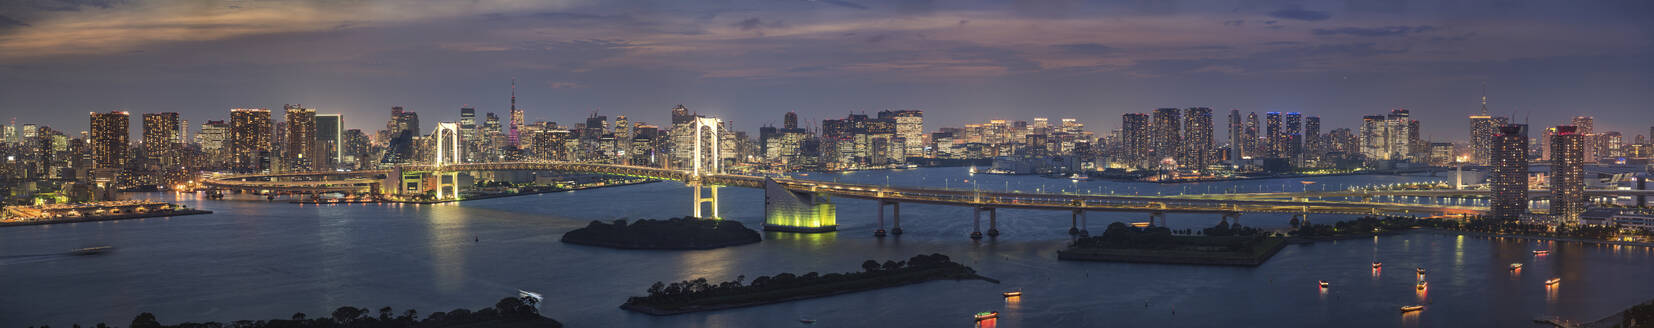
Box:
90, 111, 130, 170
283, 105, 318, 171
1150, 108, 1181, 163
1121, 113, 1150, 167
1264, 112, 1282, 157
141, 112, 181, 168
1489, 124, 1529, 221
1550, 125, 1586, 222
1284, 112, 1303, 159
230, 108, 273, 170
1182, 107, 1213, 168
1244, 112, 1260, 158
1304, 116, 1321, 159
1227, 109, 1244, 162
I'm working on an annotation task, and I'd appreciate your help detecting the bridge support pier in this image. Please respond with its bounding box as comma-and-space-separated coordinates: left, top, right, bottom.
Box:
1069, 210, 1080, 235
987, 207, 999, 237
1149, 212, 1166, 227
690, 181, 720, 220
1291, 213, 1310, 227
971, 208, 984, 239
875, 200, 888, 237
891, 202, 903, 235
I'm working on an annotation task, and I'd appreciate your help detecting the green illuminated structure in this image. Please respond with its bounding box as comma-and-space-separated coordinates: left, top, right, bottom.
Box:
762, 178, 836, 232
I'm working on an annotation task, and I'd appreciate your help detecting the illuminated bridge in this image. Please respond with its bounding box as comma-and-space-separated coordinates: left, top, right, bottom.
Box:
203, 160, 1496, 239
200, 121, 1500, 239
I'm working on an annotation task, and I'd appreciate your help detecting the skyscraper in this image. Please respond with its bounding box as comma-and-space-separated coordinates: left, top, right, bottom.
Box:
459, 107, 476, 141
1304, 116, 1321, 159
1550, 125, 1586, 222
1360, 115, 1387, 160
316, 114, 343, 170
230, 108, 273, 169
90, 111, 130, 170
283, 105, 318, 171
197, 120, 229, 154
1244, 112, 1260, 158
1150, 108, 1181, 163
1227, 109, 1244, 162
1469, 94, 1499, 165
1182, 107, 1213, 169
1264, 112, 1282, 157
784, 112, 798, 130
1489, 124, 1529, 221
1121, 113, 1150, 167
1572, 116, 1595, 160
141, 112, 181, 168
1284, 112, 1303, 159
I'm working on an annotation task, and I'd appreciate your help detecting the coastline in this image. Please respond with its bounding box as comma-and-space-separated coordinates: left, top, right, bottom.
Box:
621, 268, 998, 315
1414, 228, 1654, 248
0, 209, 214, 228
292, 179, 660, 204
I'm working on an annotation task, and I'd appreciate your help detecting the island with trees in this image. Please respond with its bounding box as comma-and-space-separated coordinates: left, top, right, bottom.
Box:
560, 217, 761, 250
34, 296, 560, 328
621, 253, 998, 315
1059, 221, 1287, 266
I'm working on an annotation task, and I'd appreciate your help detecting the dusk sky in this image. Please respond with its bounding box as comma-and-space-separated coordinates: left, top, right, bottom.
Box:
0, 0, 1650, 142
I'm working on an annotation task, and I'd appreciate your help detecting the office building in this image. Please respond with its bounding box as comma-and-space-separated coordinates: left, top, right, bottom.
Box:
90, 111, 130, 170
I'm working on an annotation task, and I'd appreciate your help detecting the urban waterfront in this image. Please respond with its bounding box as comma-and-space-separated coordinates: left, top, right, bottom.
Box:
4, 168, 1651, 327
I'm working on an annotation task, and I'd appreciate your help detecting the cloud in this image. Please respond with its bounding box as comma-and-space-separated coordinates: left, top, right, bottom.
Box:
1053, 43, 1115, 55
27, 0, 122, 12
547, 81, 582, 89
1312, 26, 1436, 37
0, 15, 29, 28
814, 0, 869, 10
1223, 19, 1244, 27
1268, 6, 1331, 21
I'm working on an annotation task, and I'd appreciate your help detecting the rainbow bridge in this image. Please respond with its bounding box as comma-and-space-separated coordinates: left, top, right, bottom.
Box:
202, 160, 1494, 238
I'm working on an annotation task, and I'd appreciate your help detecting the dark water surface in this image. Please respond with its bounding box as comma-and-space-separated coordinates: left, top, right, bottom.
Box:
3, 168, 1651, 327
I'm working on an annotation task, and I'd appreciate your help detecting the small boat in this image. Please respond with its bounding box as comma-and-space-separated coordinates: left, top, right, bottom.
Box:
1510, 263, 1523, 270
517, 290, 543, 308
1400, 305, 1425, 312
1372, 261, 1383, 269
1533, 250, 1549, 255
974, 311, 999, 321
799, 318, 816, 324
70, 246, 113, 256
1002, 290, 1023, 297
1319, 280, 1330, 288
1416, 281, 1428, 290
1545, 277, 1561, 285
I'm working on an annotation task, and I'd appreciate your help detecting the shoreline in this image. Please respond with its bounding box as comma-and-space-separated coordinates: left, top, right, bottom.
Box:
620, 268, 998, 315
290, 179, 660, 204
1414, 228, 1654, 248
0, 209, 214, 228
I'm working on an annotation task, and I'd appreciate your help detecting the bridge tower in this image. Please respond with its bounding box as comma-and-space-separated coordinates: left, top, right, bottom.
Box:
688, 117, 723, 219
433, 122, 462, 199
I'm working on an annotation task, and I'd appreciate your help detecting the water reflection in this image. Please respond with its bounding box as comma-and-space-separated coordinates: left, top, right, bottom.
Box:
426, 204, 471, 293
1400, 310, 1421, 327
975, 318, 997, 328
765, 231, 840, 252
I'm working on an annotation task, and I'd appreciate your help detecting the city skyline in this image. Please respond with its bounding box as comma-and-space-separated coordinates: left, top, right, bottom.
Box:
0, 1, 1650, 137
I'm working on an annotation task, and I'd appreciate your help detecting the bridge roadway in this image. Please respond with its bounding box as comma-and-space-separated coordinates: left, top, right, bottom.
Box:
201, 161, 1487, 216
1175, 189, 1654, 200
